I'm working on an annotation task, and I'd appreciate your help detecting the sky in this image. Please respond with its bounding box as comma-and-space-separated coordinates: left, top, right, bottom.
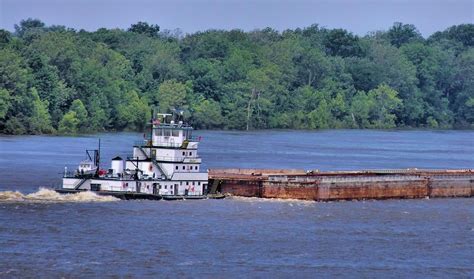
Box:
0, 0, 473, 37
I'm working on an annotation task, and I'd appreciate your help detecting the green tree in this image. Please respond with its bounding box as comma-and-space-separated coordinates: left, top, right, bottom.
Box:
350, 91, 373, 128
58, 111, 79, 134
323, 29, 361, 57
155, 80, 189, 113
386, 22, 423, 47
28, 88, 54, 134
116, 90, 150, 130
294, 48, 329, 88
191, 98, 224, 129
128, 22, 160, 37
0, 30, 11, 47
367, 84, 402, 128
0, 89, 10, 119
69, 99, 88, 130
14, 18, 45, 37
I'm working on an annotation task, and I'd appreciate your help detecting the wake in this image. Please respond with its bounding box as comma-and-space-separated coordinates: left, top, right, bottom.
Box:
0, 188, 119, 203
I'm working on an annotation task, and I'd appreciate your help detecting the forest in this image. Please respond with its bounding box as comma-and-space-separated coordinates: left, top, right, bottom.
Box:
0, 19, 473, 134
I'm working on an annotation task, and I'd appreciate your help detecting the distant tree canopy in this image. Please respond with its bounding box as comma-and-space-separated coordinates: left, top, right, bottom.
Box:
0, 19, 473, 134
128, 21, 160, 37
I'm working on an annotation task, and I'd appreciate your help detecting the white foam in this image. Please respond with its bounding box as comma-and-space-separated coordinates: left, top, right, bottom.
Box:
228, 195, 316, 205
0, 188, 119, 203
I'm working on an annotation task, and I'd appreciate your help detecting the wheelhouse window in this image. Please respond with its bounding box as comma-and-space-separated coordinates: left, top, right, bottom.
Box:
155, 128, 163, 137
172, 130, 179, 137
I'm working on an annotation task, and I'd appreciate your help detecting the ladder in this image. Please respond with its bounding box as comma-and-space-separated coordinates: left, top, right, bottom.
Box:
138, 146, 169, 179
74, 178, 88, 190
209, 179, 220, 194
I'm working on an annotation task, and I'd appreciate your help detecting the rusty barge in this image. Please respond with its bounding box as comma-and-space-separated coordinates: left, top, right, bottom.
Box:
208, 169, 474, 201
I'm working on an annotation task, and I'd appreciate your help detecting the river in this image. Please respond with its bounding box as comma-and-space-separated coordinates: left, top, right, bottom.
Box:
0, 130, 473, 277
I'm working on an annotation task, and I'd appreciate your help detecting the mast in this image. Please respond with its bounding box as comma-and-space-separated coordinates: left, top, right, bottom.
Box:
95, 138, 101, 176
150, 107, 155, 146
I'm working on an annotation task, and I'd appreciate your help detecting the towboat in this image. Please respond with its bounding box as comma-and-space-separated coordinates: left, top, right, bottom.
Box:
56, 111, 224, 200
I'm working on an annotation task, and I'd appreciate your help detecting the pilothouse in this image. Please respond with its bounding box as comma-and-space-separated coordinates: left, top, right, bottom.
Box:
58, 111, 218, 200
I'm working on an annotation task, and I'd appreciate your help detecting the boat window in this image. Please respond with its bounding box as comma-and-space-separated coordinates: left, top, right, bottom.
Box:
189, 152, 192, 156
186, 182, 189, 185
182, 151, 185, 156
165, 185, 167, 189
198, 182, 201, 185
172, 130, 179, 137
182, 166, 185, 170
195, 166, 198, 170
159, 185, 161, 189
175, 166, 178, 170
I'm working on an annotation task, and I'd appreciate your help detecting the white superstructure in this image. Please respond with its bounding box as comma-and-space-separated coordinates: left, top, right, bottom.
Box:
62, 113, 208, 197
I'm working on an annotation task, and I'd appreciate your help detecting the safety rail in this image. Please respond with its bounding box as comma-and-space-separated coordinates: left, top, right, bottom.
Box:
127, 150, 201, 163
134, 140, 150, 147
188, 136, 201, 142
134, 140, 201, 148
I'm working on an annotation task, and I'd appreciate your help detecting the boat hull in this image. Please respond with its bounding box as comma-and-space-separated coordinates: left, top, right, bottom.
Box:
55, 189, 162, 200
162, 193, 225, 200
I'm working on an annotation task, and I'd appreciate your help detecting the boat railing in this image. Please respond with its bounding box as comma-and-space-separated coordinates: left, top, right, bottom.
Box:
134, 140, 150, 147
135, 140, 183, 148
187, 136, 201, 142
185, 192, 202, 196
63, 170, 78, 178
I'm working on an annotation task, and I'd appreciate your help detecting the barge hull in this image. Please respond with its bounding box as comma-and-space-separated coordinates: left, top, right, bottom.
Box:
209, 169, 474, 201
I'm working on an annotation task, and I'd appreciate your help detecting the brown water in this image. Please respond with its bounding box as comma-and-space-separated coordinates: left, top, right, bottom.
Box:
0, 130, 473, 277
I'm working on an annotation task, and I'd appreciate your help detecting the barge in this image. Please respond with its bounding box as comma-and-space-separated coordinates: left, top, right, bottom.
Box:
209, 168, 474, 201
57, 111, 224, 200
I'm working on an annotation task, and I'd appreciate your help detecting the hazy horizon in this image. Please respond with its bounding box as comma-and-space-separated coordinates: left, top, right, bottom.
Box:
1, 0, 473, 37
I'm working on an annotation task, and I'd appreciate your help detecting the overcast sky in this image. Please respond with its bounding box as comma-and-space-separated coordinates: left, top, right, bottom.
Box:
1, 0, 473, 37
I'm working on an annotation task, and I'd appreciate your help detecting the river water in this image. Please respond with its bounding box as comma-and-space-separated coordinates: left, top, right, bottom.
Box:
0, 130, 473, 277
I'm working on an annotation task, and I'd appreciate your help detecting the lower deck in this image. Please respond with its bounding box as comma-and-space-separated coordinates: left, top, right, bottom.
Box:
63, 177, 208, 196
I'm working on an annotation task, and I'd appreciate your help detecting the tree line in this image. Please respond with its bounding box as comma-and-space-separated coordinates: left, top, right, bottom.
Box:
0, 19, 473, 134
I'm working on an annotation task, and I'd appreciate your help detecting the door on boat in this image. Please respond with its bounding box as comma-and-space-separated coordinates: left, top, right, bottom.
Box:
153, 184, 158, 195
174, 184, 178, 195
136, 182, 141, 193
